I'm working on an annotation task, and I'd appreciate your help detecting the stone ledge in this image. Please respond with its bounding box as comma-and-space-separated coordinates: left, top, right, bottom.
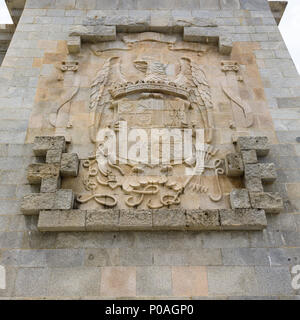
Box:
36, 209, 267, 232
220, 209, 267, 231
69, 25, 117, 43
69, 23, 232, 55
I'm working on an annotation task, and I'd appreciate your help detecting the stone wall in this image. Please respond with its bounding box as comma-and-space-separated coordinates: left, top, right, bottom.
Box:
0, 0, 300, 299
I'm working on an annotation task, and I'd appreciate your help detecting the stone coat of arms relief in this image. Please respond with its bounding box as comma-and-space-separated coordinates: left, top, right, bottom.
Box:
22, 30, 283, 231
78, 39, 226, 210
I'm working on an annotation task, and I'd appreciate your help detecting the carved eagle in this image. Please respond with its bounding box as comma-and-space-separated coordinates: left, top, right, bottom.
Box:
174, 57, 213, 109
89, 57, 126, 142
90, 56, 126, 111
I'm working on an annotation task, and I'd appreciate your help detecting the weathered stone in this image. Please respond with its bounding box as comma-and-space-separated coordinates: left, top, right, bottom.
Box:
46, 149, 62, 164
236, 136, 270, 156
259, 163, 277, 183
27, 163, 60, 184
219, 36, 233, 55
69, 25, 116, 43
186, 210, 220, 230
183, 27, 219, 43
40, 177, 61, 193
67, 36, 81, 54
21, 190, 74, 215
86, 210, 119, 231
152, 209, 185, 230
230, 189, 251, 209
55, 189, 75, 211
60, 153, 79, 177
244, 163, 264, 192
244, 177, 264, 192
241, 150, 258, 164
244, 163, 260, 177
32, 136, 66, 156
38, 210, 86, 232
21, 193, 56, 215
220, 209, 267, 230
249, 192, 284, 214
225, 153, 244, 177
119, 209, 152, 230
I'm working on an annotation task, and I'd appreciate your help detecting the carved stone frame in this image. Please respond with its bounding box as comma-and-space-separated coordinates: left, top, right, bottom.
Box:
21, 19, 283, 232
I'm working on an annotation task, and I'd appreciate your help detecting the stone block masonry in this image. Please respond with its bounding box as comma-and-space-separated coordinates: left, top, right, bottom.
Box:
0, 0, 300, 299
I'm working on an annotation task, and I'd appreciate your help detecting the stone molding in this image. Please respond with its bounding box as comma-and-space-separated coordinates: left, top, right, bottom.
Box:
67, 20, 233, 56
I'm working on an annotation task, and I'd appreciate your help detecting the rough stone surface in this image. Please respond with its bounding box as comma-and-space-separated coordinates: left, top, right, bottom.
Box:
46, 149, 62, 164
27, 163, 60, 184
186, 210, 220, 230
230, 189, 251, 209
21, 190, 74, 215
32, 136, 66, 156
60, 153, 79, 177
237, 136, 270, 156
259, 163, 277, 183
244, 163, 264, 192
249, 192, 284, 213
40, 176, 60, 193
220, 209, 267, 230
241, 150, 258, 164
225, 153, 244, 177
152, 209, 185, 230
119, 210, 152, 230
86, 210, 119, 231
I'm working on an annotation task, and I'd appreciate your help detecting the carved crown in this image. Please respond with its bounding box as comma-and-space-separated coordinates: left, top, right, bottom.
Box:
109, 80, 191, 100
